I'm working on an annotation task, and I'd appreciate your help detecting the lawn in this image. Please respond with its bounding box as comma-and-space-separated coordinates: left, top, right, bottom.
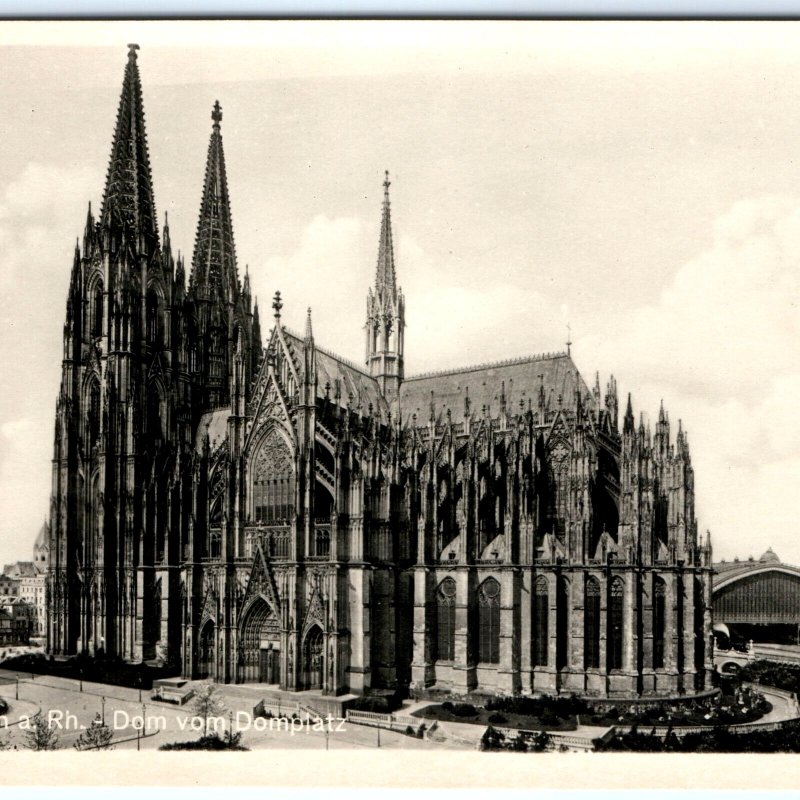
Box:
411, 701, 578, 732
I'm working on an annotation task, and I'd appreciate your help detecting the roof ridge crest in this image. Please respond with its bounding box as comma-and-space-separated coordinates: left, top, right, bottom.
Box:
405, 351, 570, 382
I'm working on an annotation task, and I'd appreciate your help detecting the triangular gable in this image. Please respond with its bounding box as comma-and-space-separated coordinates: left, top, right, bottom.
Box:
246, 370, 295, 451
200, 583, 218, 625
268, 324, 302, 387
147, 352, 165, 384
301, 583, 326, 635
240, 543, 281, 620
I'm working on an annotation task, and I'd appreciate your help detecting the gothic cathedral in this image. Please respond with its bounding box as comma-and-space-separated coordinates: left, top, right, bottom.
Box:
47, 46, 713, 699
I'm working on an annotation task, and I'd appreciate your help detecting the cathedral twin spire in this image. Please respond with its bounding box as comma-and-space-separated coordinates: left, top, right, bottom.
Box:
192, 99, 240, 305
100, 44, 159, 254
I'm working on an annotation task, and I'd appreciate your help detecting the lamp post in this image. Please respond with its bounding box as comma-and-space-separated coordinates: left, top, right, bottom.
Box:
377, 725, 381, 748
79, 668, 83, 692
15, 676, 19, 700
101, 696, 106, 727
138, 675, 142, 703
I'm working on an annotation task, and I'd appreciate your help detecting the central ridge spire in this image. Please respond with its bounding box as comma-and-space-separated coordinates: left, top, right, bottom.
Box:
375, 170, 396, 296
191, 100, 239, 304
100, 44, 159, 252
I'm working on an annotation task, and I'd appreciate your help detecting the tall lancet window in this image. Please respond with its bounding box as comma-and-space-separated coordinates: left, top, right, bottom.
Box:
533, 575, 549, 667
584, 576, 601, 669
609, 577, 624, 670
436, 577, 456, 662
252, 430, 295, 523
477, 577, 501, 664
88, 381, 101, 447
146, 290, 161, 345
653, 577, 667, 669
92, 284, 103, 338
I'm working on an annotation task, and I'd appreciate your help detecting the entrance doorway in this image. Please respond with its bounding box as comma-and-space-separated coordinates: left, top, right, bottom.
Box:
239, 597, 280, 683
259, 647, 280, 684
303, 626, 324, 690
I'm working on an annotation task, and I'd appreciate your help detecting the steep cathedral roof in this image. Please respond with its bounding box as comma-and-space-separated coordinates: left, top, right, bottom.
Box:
191, 100, 239, 303
100, 44, 159, 251
400, 352, 593, 424
282, 330, 389, 415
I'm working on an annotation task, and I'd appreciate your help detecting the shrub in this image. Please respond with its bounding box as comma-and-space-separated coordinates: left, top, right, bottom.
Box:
452, 702, 477, 717
488, 712, 507, 724
159, 733, 248, 751
441, 701, 454, 712
350, 693, 402, 714
540, 709, 560, 727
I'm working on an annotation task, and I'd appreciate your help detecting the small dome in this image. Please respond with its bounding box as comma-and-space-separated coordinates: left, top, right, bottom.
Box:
759, 547, 780, 564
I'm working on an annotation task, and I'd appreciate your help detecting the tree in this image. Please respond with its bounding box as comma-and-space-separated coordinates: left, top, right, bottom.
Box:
0, 733, 11, 751
74, 721, 114, 751
21, 711, 59, 751
191, 681, 226, 737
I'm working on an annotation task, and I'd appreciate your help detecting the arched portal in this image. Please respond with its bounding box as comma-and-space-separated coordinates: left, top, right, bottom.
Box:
198, 620, 215, 680
238, 598, 280, 684
303, 625, 324, 690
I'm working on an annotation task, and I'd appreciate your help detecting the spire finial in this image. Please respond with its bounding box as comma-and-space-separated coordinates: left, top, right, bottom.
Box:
272, 290, 283, 319
384, 169, 391, 195
127, 43, 140, 61
305, 307, 314, 340
566, 322, 572, 356
212, 100, 222, 126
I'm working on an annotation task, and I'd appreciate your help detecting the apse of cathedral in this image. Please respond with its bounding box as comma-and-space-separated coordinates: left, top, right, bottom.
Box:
47, 46, 713, 699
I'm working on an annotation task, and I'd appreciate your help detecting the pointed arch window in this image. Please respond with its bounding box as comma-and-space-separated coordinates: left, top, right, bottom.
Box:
533, 575, 549, 667
477, 577, 501, 664
91, 284, 103, 338
609, 577, 624, 670
146, 290, 162, 345
252, 430, 295, 523
87, 381, 101, 447
584, 576, 601, 669
556, 576, 569, 669
653, 576, 666, 669
436, 577, 456, 662
147, 386, 163, 442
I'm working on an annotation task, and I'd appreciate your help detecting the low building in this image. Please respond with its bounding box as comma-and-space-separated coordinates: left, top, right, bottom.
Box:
0, 574, 19, 599
1, 522, 50, 639
0, 597, 32, 645
712, 548, 800, 647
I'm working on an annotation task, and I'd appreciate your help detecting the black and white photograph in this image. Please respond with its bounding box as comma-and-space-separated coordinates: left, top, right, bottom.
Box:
0, 21, 799, 776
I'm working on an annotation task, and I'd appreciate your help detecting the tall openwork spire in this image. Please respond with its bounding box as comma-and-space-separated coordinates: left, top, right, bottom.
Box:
191, 100, 239, 303
375, 170, 397, 296
100, 44, 159, 251
366, 170, 404, 399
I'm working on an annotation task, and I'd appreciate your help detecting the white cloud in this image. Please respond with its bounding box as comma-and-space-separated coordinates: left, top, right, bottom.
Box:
578, 196, 800, 562
0, 162, 99, 567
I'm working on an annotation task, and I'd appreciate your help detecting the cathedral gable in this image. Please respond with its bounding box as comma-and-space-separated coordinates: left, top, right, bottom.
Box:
246, 371, 295, 451
301, 582, 326, 635
240, 544, 281, 620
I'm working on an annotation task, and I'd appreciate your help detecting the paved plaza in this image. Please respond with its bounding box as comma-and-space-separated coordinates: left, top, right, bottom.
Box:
0, 669, 455, 751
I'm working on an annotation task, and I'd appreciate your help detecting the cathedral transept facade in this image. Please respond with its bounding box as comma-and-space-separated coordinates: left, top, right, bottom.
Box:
47, 46, 713, 699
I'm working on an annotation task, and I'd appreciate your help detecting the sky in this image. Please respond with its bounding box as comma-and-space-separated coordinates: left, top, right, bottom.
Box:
0, 21, 798, 568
